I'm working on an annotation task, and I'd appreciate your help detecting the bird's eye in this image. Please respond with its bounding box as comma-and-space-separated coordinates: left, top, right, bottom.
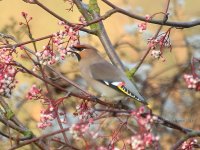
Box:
71, 46, 85, 51
76, 47, 85, 51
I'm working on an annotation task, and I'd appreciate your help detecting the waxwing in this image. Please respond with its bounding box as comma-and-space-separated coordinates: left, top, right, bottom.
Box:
71, 44, 148, 105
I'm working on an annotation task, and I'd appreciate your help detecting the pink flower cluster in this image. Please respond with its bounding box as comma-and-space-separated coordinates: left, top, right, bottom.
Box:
131, 107, 157, 131
0, 48, 13, 63
79, 16, 87, 25
26, 84, 42, 100
151, 49, 162, 59
148, 29, 172, 61
181, 138, 197, 150
138, 15, 150, 32
37, 104, 67, 129
26, 86, 67, 129
20, 12, 32, 25
35, 21, 80, 67
183, 74, 200, 91
37, 100, 67, 129
36, 46, 59, 66
138, 22, 147, 32
0, 65, 17, 97
69, 102, 96, 140
129, 133, 159, 150
129, 107, 159, 149
37, 107, 56, 129
26, 85, 54, 129
74, 101, 93, 120
55, 21, 80, 46
69, 123, 89, 140
21, 12, 28, 18
0, 48, 18, 97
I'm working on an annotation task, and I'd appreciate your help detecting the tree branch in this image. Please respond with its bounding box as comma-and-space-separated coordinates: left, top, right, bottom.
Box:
171, 131, 200, 150
102, 0, 200, 28
73, 0, 126, 71
23, 0, 95, 34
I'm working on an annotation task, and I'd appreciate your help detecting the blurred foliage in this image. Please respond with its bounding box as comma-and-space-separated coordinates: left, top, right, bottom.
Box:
0, 17, 27, 41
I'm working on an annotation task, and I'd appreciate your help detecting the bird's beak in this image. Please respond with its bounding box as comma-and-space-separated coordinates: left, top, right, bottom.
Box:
69, 46, 81, 61
70, 46, 78, 52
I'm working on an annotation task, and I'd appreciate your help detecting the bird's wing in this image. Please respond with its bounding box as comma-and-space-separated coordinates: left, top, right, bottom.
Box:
89, 62, 122, 81
89, 62, 147, 104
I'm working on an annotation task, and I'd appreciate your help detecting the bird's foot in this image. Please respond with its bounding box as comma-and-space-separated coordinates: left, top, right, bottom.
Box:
87, 95, 100, 102
116, 100, 130, 110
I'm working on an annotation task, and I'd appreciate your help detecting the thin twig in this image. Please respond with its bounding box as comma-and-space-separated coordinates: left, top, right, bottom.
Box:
132, 0, 171, 75
32, 0, 95, 34
171, 131, 200, 150
102, 0, 200, 28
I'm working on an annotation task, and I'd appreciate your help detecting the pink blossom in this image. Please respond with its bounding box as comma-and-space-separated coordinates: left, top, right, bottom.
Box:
181, 138, 197, 150
26, 84, 42, 100
79, 16, 87, 25
138, 14, 150, 32
148, 28, 172, 61
138, 22, 147, 32
145, 14, 151, 20
21, 12, 28, 17
184, 74, 200, 91
130, 133, 159, 150
0, 64, 17, 97
37, 107, 57, 129
36, 22, 80, 67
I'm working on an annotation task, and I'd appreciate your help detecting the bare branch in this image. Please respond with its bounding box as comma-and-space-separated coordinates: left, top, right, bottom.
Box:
102, 0, 200, 28
73, 0, 126, 71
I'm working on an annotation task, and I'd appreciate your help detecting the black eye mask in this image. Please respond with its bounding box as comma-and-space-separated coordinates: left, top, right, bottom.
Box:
69, 51, 81, 61
71, 46, 85, 52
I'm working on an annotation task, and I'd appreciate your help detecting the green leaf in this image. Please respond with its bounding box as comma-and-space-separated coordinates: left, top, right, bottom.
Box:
22, 130, 33, 138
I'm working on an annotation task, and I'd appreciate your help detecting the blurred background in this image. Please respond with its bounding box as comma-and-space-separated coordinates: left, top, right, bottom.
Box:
0, 0, 200, 149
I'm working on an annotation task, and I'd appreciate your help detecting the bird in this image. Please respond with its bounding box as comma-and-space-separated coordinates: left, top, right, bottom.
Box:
70, 44, 148, 105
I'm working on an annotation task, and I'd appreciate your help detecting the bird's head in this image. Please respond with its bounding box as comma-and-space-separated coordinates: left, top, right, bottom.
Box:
70, 44, 98, 61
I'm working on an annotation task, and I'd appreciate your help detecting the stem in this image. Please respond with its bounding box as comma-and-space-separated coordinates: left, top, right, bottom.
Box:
129, 0, 171, 76
171, 131, 200, 150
